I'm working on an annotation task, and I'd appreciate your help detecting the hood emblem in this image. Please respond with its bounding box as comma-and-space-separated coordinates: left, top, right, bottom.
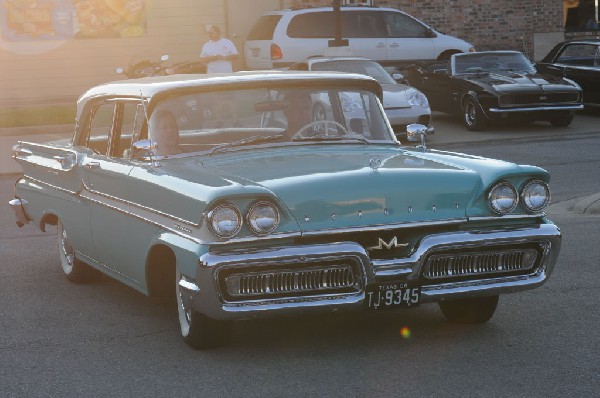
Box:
370, 157, 382, 170
368, 236, 409, 251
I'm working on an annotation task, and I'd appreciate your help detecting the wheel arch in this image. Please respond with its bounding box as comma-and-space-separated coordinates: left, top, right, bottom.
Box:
145, 232, 206, 297
146, 243, 177, 298
40, 212, 58, 232
437, 49, 462, 61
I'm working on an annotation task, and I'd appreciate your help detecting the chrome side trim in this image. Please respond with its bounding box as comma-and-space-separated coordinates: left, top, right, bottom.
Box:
76, 251, 141, 286
488, 105, 583, 113
23, 175, 80, 196
81, 179, 199, 227
468, 213, 544, 221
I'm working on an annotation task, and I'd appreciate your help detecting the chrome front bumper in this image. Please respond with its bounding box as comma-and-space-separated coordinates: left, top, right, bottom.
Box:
488, 104, 583, 113
185, 223, 561, 320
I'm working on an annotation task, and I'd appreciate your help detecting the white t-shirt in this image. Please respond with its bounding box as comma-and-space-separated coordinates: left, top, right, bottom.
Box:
200, 38, 238, 73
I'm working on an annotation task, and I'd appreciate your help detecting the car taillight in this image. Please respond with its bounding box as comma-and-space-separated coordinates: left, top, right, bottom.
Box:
270, 44, 282, 60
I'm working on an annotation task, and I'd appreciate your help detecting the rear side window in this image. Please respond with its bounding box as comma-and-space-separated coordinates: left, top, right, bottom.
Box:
247, 15, 282, 40
287, 12, 334, 38
343, 11, 385, 38
384, 11, 430, 38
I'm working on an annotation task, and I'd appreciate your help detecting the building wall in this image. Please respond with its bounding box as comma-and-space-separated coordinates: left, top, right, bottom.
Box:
0, 0, 228, 106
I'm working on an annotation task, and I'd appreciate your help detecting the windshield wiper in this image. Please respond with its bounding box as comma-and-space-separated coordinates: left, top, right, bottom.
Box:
209, 134, 283, 155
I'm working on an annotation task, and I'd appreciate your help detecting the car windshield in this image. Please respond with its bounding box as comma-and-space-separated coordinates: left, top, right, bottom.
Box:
453, 52, 536, 75
148, 86, 394, 155
310, 60, 397, 85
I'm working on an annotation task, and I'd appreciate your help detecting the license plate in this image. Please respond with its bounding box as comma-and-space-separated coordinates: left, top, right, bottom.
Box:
365, 283, 420, 310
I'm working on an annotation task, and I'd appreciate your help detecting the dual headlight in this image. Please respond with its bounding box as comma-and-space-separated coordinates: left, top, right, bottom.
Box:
208, 201, 280, 239
489, 180, 550, 215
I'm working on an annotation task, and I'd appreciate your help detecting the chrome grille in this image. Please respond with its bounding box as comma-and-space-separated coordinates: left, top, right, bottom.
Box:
499, 93, 580, 106
225, 265, 357, 298
424, 248, 538, 279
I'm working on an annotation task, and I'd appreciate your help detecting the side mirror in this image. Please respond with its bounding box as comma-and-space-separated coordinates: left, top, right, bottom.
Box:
131, 139, 157, 158
406, 123, 428, 150
132, 139, 161, 166
392, 72, 406, 84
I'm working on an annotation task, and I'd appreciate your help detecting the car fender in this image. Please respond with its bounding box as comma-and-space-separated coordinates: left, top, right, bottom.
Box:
462, 91, 491, 119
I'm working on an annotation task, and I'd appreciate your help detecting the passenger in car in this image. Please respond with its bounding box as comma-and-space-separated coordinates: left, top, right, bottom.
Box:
283, 90, 313, 137
151, 110, 181, 155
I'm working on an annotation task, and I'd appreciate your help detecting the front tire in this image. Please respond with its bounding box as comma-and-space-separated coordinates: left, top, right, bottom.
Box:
58, 221, 101, 283
176, 272, 231, 349
550, 112, 574, 127
439, 295, 499, 324
463, 97, 488, 131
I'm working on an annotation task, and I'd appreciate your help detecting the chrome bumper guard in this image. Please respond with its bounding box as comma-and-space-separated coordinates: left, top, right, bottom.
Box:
9, 198, 30, 227
190, 223, 560, 320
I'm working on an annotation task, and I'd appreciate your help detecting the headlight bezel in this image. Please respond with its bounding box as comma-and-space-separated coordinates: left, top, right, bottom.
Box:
207, 203, 243, 239
246, 201, 280, 236
488, 181, 519, 215
406, 88, 430, 108
521, 179, 550, 213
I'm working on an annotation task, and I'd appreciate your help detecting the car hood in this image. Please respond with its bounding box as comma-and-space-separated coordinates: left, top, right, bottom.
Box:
152, 145, 535, 232
380, 83, 412, 109
465, 72, 580, 93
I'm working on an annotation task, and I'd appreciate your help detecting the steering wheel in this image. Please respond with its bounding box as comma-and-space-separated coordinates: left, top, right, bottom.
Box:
292, 120, 348, 140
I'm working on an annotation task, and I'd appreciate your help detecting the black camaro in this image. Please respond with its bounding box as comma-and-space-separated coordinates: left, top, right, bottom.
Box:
536, 39, 600, 108
406, 51, 583, 131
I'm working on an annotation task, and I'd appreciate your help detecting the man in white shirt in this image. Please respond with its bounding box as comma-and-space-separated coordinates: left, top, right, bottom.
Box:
200, 25, 238, 73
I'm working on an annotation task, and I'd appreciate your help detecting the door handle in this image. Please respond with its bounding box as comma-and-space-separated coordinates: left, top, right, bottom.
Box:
376, 43, 385, 48
85, 161, 100, 169
389, 43, 400, 48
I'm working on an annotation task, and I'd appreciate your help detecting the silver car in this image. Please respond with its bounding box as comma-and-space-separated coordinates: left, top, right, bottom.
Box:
290, 56, 434, 137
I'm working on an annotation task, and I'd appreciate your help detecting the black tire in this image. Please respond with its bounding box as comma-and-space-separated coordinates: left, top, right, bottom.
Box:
58, 221, 101, 283
439, 295, 499, 324
463, 97, 488, 131
550, 112, 574, 127
176, 271, 231, 349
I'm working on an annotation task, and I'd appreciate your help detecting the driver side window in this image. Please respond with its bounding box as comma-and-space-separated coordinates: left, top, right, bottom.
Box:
87, 103, 116, 155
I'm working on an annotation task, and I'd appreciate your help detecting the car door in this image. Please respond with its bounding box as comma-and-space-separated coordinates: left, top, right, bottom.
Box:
79, 99, 150, 286
341, 11, 387, 62
383, 11, 436, 63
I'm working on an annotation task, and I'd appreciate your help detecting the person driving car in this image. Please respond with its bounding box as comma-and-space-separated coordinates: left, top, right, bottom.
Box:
151, 110, 180, 155
283, 90, 314, 137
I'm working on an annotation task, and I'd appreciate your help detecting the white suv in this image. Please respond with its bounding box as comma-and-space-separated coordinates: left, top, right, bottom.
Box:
244, 6, 475, 69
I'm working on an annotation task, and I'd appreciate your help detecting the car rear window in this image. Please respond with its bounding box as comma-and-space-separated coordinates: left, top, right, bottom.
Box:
247, 15, 282, 40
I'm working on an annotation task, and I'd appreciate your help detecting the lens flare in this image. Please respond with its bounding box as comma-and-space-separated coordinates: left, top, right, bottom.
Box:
400, 326, 411, 339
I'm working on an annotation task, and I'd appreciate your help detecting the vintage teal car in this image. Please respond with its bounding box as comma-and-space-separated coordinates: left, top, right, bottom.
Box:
9, 71, 561, 349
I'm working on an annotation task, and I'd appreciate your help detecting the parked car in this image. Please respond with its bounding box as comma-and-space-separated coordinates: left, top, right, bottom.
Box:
115, 52, 206, 78
288, 56, 433, 137
536, 39, 600, 108
405, 51, 583, 131
10, 71, 561, 349
244, 6, 474, 69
